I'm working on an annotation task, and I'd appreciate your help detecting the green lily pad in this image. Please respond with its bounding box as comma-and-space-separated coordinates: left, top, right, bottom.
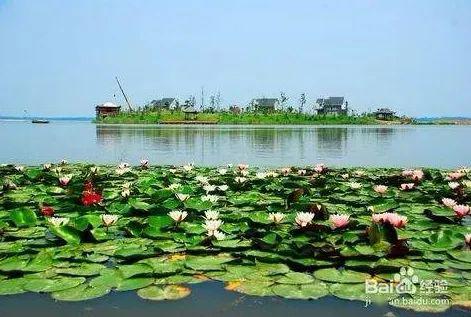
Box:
137, 284, 191, 300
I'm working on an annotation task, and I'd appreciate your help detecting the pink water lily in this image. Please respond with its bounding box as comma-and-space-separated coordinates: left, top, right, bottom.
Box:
441, 198, 457, 208
329, 214, 350, 229
59, 176, 71, 186
280, 167, 291, 176
314, 164, 327, 174
447, 171, 465, 181
372, 212, 408, 228
449, 182, 460, 190
412, 169, 424, 181
237, 163, 249, 171
400, 183, 415, 191
453, 205, 470, 219
374, 185, 388, 195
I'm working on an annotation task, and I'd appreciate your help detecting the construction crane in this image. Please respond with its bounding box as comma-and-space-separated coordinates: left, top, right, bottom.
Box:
115, 76, 134, 111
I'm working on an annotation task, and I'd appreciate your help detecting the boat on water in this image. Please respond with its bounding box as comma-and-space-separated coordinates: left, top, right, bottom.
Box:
31, 119, 50, 124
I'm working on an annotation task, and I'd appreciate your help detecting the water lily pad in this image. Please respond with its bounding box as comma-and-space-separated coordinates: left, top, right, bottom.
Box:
276, 272, 315, 284
314, 268, 370, 283
51, 283, 110, 301
137, 284, 191, 300
23, 276, 86, 292
272, 282, 328, 299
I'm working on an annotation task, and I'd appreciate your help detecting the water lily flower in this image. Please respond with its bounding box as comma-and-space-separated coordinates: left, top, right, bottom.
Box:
239, 170, 249, 177
340, 173, 350, 179
448, 182, 460, 190
203, 219, 223, 235
115, 163, 131, 175
121, 183, 132, 198
168, 183, 181, 191
453, 205, 470, 218
60, 159, 68, 165
266, 171, 279, 178
400, 183, 415, 191
465, 233, 471, 248
59, 175, 71, 186
41, 206, 54, 217
212, 230, 226, 240
353, 170, 366, 177
297, 169, 307, 176
374, 185, 388, 195
3, 180, 17, 190
14, 165, 25, 173
204, 210, 220, 220
196, 175, 209, 184
280, 167, 291, 176
442, 198, 457, 208
295, 212, 315, 227
101, 214, 119, 227
234, 177, 247, 184
169, 168, 177, 174
402, 169, 414, 177
203, 184, 217, 193
140, 159, 149, 168
118, 162, 130, 169
447, 171, 465, 181
48, 217, 69, 227
218, 185, 229, 191
175, 193, 190, 202
90, 166, 99, 174
330, 214, 350, 229
372, 212, 407, 228
463, 180, 471, 188
268, 212, 285, 224
43, 163, 52, 171
349, 182, 362, 190
202, 195, 219, 203
411, 169, 424, 181
169, 210, 188, 223
51, 167, 62, 174
314, 164, 326, 174
81, 181, 102, 206
237, 164, 249, 171
218, 168, 227, 175
256, 172, 267, 179
182, 163, 194, 172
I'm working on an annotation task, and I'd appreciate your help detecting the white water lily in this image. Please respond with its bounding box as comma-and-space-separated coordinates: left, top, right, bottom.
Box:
203, 219, 223, 233
14, 165, 25, 172
90, 166, 99, 174
118, 162, 130, 169
442, 198, 457, 208
297, 169, 307, 176
280, 167, 291, 176
196, 175, 209, 184
353, 170, 366, 177
101, 214, 119, 227
182, 163, 194, 172
266, 171, 279, 178
175, 193, 190, 201
463, 180, 471, 188
256, 172, 267, 179
349, 182, 362, 189
203, 184, 217, 193
202, 195, 219, 203
340, 173, 349, 179
295, 212, 315, 227
237, 164, 249, 171
169, 168, 177, 174
116, 163, 131, 175
121, 183, 132, 198
239, 170, 249, 177
48, 217, 69, 227
218, 185, 229, 191
449, 182, 460, 190
268, 212, 285, 224
168, 210, 188, 223
234, 177, 247, 184
60, 159, 68, 165
168, 183, 181, 191
59, 175, 72, 186
43, 163, 52, 171
51, 167, 62, 174
204, 210, 220, 220
213, 230, 226, 240
218, 168, 227, 175
140, 159, 149, 168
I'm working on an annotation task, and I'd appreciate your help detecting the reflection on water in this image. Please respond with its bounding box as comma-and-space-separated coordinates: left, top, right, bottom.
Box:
1, 121, 470, 167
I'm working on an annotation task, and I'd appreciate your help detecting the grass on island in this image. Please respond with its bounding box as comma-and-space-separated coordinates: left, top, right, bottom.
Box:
0, 162, 470, 311
96, 110, 380, 125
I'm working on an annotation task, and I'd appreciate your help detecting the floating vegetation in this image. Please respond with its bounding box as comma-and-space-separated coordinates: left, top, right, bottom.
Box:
0, 162, 470, 312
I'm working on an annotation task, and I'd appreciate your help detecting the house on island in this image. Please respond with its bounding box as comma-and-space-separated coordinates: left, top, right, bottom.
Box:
373, 108, 396, 120
229, 105, 242, 114
95, 102, 121, 118
148, 98, 179, 110
182, 106, 198, 121
315, 97, 348, 115
251, 98, 280, 112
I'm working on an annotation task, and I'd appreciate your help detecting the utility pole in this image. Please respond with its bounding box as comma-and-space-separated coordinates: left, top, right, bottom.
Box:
115, 76, 133, 111
201, 86, 205, 111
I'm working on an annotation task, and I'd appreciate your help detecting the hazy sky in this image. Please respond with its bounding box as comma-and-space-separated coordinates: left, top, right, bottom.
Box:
0, 0, 470, 117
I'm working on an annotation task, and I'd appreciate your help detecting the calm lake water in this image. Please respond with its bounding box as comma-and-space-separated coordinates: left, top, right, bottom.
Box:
1, 120, 470, 168
1, 120, 470, 317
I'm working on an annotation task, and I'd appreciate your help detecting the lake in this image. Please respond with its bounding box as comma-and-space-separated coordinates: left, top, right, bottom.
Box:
1, 120, 470, 317
1, 120, 470, 168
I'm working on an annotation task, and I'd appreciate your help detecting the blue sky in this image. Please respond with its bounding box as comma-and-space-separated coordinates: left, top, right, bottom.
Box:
0, 0, 470, 117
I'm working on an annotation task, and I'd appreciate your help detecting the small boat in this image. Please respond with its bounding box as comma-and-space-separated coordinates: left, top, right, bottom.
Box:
32, 119, 50, 124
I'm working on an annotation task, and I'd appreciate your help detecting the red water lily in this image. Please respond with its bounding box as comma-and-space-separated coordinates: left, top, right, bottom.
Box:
81, 181, 102, 206
41, 206, 54, 217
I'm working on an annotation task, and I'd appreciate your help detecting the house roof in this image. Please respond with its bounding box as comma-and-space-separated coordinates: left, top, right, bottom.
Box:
374, 108, 395, 114
254, 98, 278, 107
182, 106, 198, 113
150, 98, 177, 107
97, 102, 120, 108
317, 97, 345, 106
